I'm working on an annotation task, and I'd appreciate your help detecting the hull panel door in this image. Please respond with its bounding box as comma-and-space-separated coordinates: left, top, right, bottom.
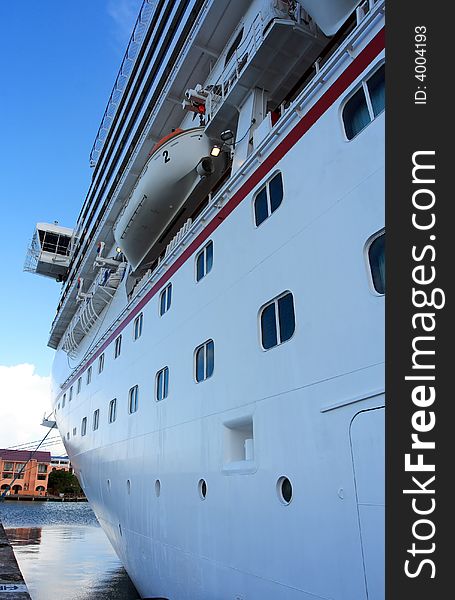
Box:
350, 406, 385, 600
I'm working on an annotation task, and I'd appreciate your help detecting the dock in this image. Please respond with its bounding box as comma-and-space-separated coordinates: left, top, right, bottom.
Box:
1, 495, 87, 502
0, 523, 31, 599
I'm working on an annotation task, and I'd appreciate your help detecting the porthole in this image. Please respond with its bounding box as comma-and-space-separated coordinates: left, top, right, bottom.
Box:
198, 478, 207, 500
107, 479, 111, 492
126, 480, 131, 495
277, 476, 293, 505
155, 479, 161, 497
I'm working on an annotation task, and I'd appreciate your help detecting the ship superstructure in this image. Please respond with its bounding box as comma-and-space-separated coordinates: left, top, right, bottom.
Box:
26, 1, 385, 598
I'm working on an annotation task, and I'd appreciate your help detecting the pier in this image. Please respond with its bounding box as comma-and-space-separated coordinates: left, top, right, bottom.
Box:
1, 495, 87, 502
0, 523, 31, 599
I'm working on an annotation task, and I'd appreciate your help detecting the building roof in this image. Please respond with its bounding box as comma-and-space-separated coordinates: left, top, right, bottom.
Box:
0, 449, 51, 463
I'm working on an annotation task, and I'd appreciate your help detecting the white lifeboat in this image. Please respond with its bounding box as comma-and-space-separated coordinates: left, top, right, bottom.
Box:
114, 127, 224, 272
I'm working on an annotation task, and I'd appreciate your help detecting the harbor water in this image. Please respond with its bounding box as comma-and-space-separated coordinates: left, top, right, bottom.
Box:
0, 501, 139, 600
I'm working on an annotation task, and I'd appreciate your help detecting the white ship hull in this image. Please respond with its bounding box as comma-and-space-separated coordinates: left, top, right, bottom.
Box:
45, 2, 385, 598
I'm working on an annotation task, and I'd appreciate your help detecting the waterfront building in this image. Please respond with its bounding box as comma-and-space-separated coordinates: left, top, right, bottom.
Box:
0, 449, 51, 496
50, 456, 72, 473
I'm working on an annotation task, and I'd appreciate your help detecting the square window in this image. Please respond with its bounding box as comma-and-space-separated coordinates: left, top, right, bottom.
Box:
93, 409, 100, 431
159, 284, 172, 316
108, 399, 117, 423
195, 242, 213, 282
114, 335, 122, 359
194, 340, 214, 382
260, 292, 295, 350
128, 386, 139, 413
133, 314, 143, 340
156, 367, 169, 401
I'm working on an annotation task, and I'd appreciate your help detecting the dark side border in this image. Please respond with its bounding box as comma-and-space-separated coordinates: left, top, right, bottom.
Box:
387, 3, 452, 597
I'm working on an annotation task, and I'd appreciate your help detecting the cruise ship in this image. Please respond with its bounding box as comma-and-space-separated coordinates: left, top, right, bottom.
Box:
25, 1, 385, 598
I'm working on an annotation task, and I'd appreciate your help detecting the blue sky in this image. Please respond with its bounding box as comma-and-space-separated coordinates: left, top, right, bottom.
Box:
0, 0, 142, 376
0, 0, 142, 448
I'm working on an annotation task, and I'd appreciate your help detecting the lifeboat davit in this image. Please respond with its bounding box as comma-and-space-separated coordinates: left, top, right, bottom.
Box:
114, 127, 226, 272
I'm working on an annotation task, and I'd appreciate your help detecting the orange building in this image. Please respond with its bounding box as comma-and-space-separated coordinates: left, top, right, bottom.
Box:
0, 449, 51, 496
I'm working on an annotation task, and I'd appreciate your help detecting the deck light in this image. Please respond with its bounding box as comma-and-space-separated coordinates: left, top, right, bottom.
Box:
210, 145, 221, 157
220, 130, 234, 143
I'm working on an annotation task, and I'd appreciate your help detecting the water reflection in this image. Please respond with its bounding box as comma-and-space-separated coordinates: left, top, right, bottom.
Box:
1, 503, 138, 600
6, 527, 42, 546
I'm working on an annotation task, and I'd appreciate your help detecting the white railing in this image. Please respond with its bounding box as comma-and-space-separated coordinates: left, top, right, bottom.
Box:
205, 14, 263, 122
205, 9, 318, 123
62, 261, 127, 356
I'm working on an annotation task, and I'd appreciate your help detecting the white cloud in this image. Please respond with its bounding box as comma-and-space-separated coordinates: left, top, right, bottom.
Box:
0, 364, 64, 454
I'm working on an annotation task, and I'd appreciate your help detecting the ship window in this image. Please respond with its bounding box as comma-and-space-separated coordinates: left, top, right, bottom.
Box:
155, 479, 161, 497
86, 366, 92, 385
343, 63, 385, 140
114, 335, 122, 359
93, 409, 100, 431
72, 427, 77, 437
367, 231, 385, 294
254, 172, 283, 226
81, 417, 87, 436
195, 339, 214, 382
260, 292, 295, 350
108, 399, 117, 423
196, 241, 213, 282
156, 367, 169, 401
62, 393, 66, 408
159, 283, 172, 316
133, 313, 143, 340
77, 377, 82, 394
69, 386, 73, 402
198, 478, 208, 500
66, 432, 70, 440
4, 463, 13, 472
277, 476, 293, 505
128, 385, 139, 414
98, 353, 105, 374
225, 27, 244, 67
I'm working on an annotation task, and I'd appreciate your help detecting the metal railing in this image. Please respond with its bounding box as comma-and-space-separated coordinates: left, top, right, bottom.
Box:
62, 261, 127, 356
89, 0, 158, 167
205, 14, 263, 122
24, 230, 71, 274
205, 9, 318, 123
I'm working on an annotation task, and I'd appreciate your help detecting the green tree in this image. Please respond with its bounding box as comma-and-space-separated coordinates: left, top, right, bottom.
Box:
47, 470, 84, 496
